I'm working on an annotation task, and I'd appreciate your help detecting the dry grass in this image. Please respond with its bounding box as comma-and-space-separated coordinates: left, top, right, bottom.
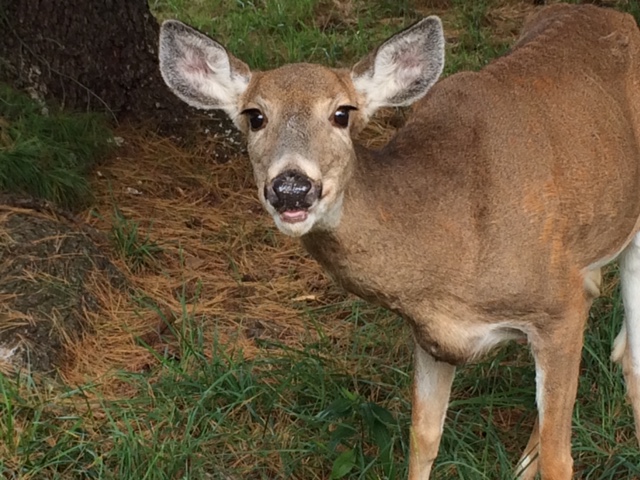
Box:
65, 125, 387, 388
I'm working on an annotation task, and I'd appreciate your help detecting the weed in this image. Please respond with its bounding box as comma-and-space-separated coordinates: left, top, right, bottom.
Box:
109, 206, 164, 272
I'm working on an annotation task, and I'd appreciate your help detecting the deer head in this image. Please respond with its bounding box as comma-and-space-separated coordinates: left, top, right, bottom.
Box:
159, 18, 445, 236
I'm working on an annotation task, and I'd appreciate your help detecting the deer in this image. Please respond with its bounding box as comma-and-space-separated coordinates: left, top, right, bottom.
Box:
158, 3, 640, 478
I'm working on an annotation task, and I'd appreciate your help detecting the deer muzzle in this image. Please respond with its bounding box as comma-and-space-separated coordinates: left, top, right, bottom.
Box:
264, 170, 322, 223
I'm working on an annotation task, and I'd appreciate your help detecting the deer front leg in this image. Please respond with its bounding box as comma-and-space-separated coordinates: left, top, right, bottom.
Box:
528, 305, 588, 480
409, 343, 456, 480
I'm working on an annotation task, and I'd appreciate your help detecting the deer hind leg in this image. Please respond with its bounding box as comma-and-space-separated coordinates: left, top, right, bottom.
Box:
527, 291, 589, 480
516, 269, 601, 480
612, 233, 640, 445
408, 342, 455, 480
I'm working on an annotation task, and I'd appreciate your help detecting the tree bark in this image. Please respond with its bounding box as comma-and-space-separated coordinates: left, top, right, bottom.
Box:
0, 0, 233, 134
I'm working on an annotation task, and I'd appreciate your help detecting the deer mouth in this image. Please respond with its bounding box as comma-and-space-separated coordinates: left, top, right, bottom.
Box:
279, 209, 309, 223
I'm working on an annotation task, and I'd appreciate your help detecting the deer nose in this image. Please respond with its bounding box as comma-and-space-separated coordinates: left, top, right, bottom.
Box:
265, 171, 321, 212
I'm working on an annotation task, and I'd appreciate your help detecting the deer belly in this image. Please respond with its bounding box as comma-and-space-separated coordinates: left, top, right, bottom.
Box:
409, 315, 527, 365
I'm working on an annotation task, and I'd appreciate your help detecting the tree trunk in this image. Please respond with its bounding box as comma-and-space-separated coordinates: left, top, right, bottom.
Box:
0, 0, 233, 134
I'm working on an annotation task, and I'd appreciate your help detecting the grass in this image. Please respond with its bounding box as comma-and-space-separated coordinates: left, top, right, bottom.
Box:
444, 0, 511, 74
108, 206, 165, 273
2, 0, 640, 479
0, 84, 113, 209
151, 0, 419, 69
1, 293, 639, 479
0, 302, 409, 479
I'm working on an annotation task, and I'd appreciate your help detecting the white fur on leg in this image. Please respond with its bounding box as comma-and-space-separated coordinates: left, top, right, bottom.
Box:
612, 323, 627, 364
617, 232, 640, 445
535, 360, 546, 423
409, 344, 455, 480
619, 234, 640, 371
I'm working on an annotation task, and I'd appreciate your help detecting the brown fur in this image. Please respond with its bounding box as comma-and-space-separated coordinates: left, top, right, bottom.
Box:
298, 6, 640, 477
305, 4, 640, 363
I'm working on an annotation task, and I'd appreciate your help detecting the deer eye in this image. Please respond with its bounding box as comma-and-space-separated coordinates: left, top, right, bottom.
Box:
332, 106, 357, 128
242, 109, 267, 131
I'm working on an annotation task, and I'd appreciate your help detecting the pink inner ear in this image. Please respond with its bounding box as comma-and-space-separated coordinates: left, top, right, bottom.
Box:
182, 49, 210, 76
395, 45, 423, 86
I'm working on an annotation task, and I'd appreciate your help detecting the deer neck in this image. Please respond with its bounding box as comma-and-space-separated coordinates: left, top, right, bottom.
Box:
300, 142, 417, 305
302, 143, 385, 246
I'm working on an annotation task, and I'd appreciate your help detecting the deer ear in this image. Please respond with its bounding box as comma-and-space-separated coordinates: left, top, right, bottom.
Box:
159, 20, 251, 120
351, 16, 445, 118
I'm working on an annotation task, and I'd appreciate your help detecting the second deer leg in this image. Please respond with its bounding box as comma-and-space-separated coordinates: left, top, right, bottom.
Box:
613, 233, 640, 445
529, 302, 588, 480
408, 342, 455, 480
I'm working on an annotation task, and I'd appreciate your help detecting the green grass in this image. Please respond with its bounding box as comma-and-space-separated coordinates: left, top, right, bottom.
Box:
0, 300, 406, 479
1, 290, 639, 479
0, 84, 113, 209
108, 206, 164, 273
151, 0, 419, 70
444, 0, 510, 74
150, 0, 511, 74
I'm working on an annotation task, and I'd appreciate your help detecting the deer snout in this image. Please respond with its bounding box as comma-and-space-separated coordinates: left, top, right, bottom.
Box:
265, 170, 322, 218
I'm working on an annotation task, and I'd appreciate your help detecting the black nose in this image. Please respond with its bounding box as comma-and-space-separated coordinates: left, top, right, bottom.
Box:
265, 171, 321, 212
